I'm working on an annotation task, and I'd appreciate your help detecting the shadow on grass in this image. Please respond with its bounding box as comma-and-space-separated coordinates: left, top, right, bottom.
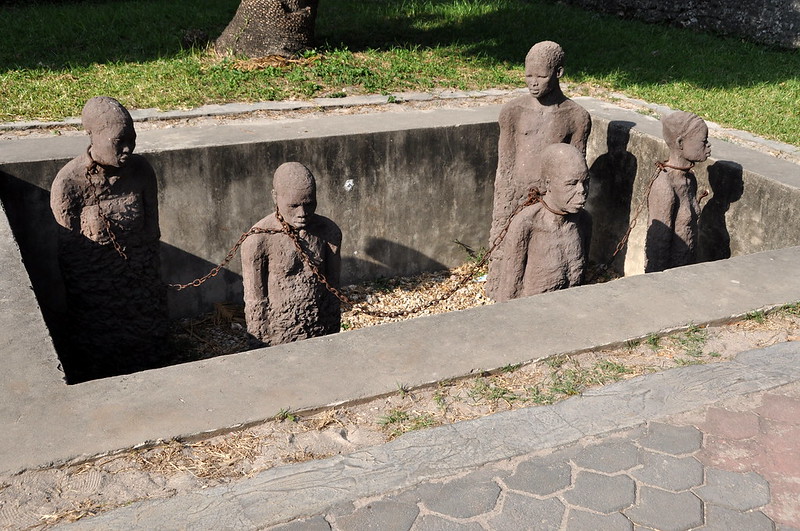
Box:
2, 0, 797, 89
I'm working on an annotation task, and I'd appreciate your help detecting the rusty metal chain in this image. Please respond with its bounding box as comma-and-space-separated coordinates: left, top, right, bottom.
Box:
328, 188, 546, 319
85, 150, 128, 260
172, 188, 546, 317
168, 226, 284, 290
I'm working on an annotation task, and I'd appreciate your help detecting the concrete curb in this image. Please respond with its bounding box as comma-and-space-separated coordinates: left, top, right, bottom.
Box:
62, 342, 800, 529
3, 88, 796, 162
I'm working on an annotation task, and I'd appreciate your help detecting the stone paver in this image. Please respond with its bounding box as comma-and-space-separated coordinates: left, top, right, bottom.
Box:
624, 487, 704, 531
694, 468, 771, 511
486, 494, 564, 530
566, 509, 633, 531
702, 505, 775, 531
563, 471, 636, 514
631, 452, 704, 492
416, 471, 501, 520
572, 440, 639, 473
502, 457, 572, 496
638, 423, 703, 455
334, 500, 419, 531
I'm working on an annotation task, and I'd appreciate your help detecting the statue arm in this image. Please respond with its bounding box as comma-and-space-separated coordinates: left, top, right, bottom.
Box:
645, 177, 677, 273
497, 220, 529, 302
50, 169, 81, 232
572, 108, 592, 157
490, 109, 517, 242
241, 237, 270, 336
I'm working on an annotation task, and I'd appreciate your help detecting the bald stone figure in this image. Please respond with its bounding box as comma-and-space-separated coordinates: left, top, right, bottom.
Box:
493, 144, 589, 302
50, 96, 166, 380
486, 41, 592, 299
241, 162, 342, 346
644, 111, 711, 273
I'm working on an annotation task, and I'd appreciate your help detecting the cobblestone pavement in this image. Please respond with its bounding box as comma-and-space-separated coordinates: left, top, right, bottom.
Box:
295, 403, 799, 531
64, 343, 800, 530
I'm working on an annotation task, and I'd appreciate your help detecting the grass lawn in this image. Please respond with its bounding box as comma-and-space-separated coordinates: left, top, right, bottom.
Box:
0, 0, 798, 145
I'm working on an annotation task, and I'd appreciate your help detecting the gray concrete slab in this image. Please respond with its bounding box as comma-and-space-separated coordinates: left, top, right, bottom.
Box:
60, 343, 800, 529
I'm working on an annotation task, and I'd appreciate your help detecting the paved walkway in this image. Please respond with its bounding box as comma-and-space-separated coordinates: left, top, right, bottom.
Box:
64, 342, 800, 530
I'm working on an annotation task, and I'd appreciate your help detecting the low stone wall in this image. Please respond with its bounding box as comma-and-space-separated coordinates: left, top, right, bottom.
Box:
557, 0, 800, 49
1, 99, 799, 335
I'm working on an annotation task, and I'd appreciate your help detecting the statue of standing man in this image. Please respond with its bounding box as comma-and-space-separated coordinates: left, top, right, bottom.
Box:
241, 162, 342, 346
486, 41, 591, 300
51, 96, 167, 381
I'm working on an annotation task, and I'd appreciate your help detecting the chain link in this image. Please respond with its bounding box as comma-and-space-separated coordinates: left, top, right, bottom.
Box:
85, 151, 128, 260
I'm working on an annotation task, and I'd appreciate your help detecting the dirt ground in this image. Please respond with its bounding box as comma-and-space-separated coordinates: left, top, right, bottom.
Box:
1, 261, 798, 529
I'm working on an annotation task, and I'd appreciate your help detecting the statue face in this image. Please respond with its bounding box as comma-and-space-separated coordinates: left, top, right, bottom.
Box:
679, 123, 711, 163
276, 184, 317, 229
547, 166, 588, 214
90, 123, 136, 168
524, 59, 561, 100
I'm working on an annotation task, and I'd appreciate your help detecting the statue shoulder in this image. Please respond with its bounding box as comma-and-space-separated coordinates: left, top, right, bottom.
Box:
313, 215, 342, 244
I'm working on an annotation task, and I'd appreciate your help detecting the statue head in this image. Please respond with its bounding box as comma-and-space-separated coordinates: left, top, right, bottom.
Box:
82, 96, 136, 168
272, 162, 317, 229
542, 143, 589, 214
524, 41, 565, 100
662, 111, 711, 164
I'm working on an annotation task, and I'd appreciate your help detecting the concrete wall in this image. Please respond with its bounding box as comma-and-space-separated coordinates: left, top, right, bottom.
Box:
557, 0, 800, 49
1, 99, 799, 339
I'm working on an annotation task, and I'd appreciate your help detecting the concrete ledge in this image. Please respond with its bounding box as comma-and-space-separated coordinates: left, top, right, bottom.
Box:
2, 236, 800, 473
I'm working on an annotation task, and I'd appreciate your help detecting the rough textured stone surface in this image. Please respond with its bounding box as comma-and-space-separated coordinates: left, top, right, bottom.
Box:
644, 111, 709, 273
694, 468, 770, 511
559, 0, 800, 49
624, 487, 704, 531
503, 457, 572, 496
638, 422, 702, 455
572, 440, 639, 473
333, 500, 418, 531
413, 515, 483, 530
563, 471, 635, 513
269, 515, 331, 530
49, 96, 167, 382
241, 162, 341, 346
631, 452, 704, 492
486, 41, 591, 299
566, 509, 633, 531
703, 505, 775, 531
487, 493, 564, 529
417, 472, 501, 519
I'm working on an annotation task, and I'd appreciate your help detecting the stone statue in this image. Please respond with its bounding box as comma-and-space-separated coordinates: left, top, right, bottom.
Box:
241, 162, 342, 346
486, 41, 592, 299
50, 96, 166, 381
644, 111, 711, 273
492, 144, 589, 302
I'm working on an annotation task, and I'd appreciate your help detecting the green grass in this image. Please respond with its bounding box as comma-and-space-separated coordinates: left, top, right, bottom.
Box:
1, 0, 798, 145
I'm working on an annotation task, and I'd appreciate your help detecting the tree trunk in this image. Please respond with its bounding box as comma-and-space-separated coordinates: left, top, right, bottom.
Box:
216, 0, 320, 58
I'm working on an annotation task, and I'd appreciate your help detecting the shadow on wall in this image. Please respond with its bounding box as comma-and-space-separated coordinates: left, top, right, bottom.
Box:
698, 161, 745, 262
586, 120, 638, 272
342, 237, 449, 282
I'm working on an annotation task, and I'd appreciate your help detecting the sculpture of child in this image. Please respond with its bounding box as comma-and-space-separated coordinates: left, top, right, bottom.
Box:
492, 143, 589, 302
486, 40, 592, 299
644, 111, 711, 273
50, 96, 166, 380
241, 162, 342, 346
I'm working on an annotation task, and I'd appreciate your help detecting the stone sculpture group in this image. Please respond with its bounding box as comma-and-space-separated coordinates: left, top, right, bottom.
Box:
50, 41, 715, 378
